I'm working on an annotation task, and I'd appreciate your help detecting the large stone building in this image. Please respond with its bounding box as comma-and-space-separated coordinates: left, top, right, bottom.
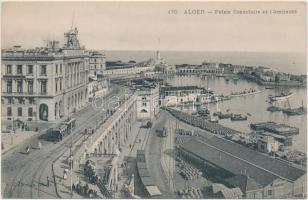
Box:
130, 78, 160, 120
1, 27, 90, 125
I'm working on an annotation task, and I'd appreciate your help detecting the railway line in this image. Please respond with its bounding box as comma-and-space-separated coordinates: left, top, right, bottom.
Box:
2, 85, 130, 198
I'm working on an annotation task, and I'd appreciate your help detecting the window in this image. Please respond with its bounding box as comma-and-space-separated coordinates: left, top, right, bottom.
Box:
28, 80, 33, 94
28, 65, 33, 74
18, 107, 22, 117
60, 64, 62, 73
28, 108, 33, 117
56, 81, 58, 92
7, 80, 12, 93
17, 80, 23, 93
6, 65, 12, 74
17, 65, 23, 74
40, 65, 47, 76
8, 98, 13, 104
41, 81, 47, 94
29, 98, 34, 105
142, 102, 147, 106
56, 64, 58, 74
60, 80, 62, 91
268, 190, 272, 196
18, 98, 24, 104
7, 107, 12, 116
142, 97, 146, 100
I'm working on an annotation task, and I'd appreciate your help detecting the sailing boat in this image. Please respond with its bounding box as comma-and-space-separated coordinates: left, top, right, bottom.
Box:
269, 91, 293, 102
283, 100, 307, 116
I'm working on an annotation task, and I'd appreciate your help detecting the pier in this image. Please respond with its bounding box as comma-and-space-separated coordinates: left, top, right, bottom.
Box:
165, 107, 243, 137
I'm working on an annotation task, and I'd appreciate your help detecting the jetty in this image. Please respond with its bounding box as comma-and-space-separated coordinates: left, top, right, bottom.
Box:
250, 122, 299, 136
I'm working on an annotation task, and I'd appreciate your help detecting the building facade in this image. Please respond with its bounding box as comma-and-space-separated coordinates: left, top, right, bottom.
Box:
136, 84, 160, 120
88, 50, 106, 77
160, 86, 204, 107
1, 27, 89, 124
257, 134, 279, 153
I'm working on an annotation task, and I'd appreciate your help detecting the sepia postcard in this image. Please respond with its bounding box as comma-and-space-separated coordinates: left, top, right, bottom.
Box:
1, 1, 307, 199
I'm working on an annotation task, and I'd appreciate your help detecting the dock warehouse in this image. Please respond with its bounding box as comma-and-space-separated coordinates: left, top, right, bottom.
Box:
178, 137, 306, 198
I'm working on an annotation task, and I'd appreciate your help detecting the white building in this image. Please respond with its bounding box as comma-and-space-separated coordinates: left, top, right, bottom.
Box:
87, 76, 110, 101
257, 134, 279, 153
88, 50, 106, 77
136, 85, 160, 120
160, 86, 204, 107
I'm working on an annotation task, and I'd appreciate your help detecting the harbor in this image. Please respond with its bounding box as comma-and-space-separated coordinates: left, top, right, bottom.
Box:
166, 75, 307, 153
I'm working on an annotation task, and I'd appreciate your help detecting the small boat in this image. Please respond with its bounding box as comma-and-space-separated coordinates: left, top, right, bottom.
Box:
247, 113, 251, 116
231, 114, 247, 121
282, 100, 306, 116
269, 91, 293, 102
267, 106, 282, 112
283, 107, 306, 116
214, 112, 232, 119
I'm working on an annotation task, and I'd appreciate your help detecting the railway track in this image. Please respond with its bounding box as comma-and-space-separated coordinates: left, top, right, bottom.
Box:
2, 86, 130, 198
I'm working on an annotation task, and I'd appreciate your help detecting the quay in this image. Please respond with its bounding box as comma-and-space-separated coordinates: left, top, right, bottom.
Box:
250, 122, 299, 136
159, 109, 306, 198
165, 107, 243, 137
178, 137, 306, 198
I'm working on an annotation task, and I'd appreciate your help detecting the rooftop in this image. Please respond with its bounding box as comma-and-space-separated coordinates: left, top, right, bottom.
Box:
223, 174, 262, 193
180, 137, 306, 187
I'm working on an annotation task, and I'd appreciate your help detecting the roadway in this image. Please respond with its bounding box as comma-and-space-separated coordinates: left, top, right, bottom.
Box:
145, 110, 216, 198
1, 84, 131, 198
145, 111, 177, 198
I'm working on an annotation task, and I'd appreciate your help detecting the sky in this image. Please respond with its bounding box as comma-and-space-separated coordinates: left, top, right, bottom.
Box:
1, 1, 307, 52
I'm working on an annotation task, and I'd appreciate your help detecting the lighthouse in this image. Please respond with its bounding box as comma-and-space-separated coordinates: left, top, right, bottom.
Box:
156, 50, 161, 64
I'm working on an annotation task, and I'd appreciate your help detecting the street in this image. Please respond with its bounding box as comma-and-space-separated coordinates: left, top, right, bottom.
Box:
1, 85, 130, 198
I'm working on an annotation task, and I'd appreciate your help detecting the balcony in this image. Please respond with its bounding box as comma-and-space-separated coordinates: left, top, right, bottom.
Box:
2, 91, 36, 97
26, 73, 34, 78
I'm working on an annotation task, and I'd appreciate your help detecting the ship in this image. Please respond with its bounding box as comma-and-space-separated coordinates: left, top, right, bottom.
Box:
231, 114, 247, 121
269, 91, 293, 102
213, 112, 232, 119
267, 106, 282, 112
282, 101, 307, 116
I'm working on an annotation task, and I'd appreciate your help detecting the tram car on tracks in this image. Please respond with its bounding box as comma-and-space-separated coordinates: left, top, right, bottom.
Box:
40, 118, 76, 142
